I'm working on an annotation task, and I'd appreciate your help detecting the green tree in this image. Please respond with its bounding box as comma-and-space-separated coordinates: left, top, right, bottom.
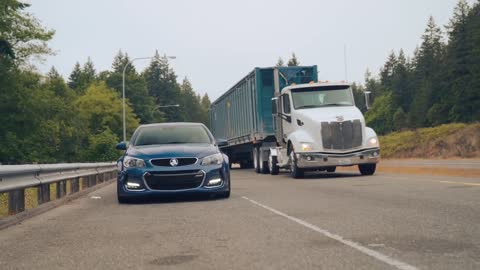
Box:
200, 93, 211, 126
179, 77, 202, 122
393, 107, 408, 131
0, 0, 54, 62
409, 16, 445, 127
105, 50, 160, 124
287, 53, 300, 66
80, 128, 120, 162
276, 57, 285, 67
445, 0, 480, 122
144, 51, 182, 122
75, 82, 139, 140
365, 92, 395, 135
68, 62, 82, 90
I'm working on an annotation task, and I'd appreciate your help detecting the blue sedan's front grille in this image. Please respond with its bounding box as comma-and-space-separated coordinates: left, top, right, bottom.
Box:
150, 158, 198, 167
144, 170, 205, 190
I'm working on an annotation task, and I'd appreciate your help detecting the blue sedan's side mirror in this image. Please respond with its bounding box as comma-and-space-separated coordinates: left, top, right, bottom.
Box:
116, 141, 128, 150
216, 139, 228, 147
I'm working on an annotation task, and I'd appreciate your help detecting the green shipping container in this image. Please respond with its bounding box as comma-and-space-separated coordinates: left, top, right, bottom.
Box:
210, 66, 318, 146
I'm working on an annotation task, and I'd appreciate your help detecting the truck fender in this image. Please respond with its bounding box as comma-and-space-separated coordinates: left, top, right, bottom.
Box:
287, 129, 317, 151
365, 127, 378, 140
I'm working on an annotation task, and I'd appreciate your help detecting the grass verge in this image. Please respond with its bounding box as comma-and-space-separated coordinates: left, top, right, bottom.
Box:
379, 123, 480, 158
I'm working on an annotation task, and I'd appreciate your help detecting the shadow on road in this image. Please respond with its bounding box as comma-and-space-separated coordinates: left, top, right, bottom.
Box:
274, 170, 363, 181
123, 193, 227, 205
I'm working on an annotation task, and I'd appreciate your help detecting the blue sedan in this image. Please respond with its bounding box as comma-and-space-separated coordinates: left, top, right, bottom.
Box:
115, 122, 230, 203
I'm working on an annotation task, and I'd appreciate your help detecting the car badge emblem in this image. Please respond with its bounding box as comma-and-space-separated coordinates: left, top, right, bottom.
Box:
336, 116, 344, 122
169, 158, 179, 167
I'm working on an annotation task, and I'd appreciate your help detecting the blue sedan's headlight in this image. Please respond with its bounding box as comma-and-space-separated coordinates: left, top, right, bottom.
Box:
201, 153, 223, 166
123, 156, 146, 168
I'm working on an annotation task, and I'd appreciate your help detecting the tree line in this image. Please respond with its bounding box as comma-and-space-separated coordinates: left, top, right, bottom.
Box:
356, 0, 480, 134
0, 1, 210, 164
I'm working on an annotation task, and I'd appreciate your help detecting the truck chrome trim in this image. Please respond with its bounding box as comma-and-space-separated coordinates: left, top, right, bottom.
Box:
296, 148, 380, 168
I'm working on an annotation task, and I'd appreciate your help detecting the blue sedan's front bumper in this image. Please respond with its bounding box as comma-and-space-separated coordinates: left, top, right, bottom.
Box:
117, 164, 230, 199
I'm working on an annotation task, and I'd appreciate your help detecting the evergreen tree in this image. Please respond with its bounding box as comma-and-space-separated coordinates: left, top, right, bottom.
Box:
143, 51, 182, 122
409, 16, 445, 127
179, 77, 202, 122
68, 62, 82, 91
105, 50, 159, 124
287, 53, 300, 66
200, 93, 211, 127
276, 57, 285, 67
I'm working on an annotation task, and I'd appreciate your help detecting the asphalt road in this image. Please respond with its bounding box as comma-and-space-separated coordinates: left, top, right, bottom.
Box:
0, 168, 479, 270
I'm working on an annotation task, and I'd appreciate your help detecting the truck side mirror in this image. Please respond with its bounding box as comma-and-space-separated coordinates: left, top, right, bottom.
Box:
271, 97, 278, 115
364, 91, 372, 110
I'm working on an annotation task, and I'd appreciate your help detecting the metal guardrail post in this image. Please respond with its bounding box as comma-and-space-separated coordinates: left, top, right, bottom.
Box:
72, 177, 79, 193
37, 184, 50, 205
56, 180, 66, 199
8, 189, 25, 215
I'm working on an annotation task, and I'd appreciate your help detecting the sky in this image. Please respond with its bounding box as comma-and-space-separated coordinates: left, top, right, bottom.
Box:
27, 0, 471, 100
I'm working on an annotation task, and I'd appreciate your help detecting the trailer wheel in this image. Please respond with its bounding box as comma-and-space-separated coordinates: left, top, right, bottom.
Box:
359, 164, 376, 175
269, 152, 279, 175
289, 149, 304, 179
253, 147, 260, 173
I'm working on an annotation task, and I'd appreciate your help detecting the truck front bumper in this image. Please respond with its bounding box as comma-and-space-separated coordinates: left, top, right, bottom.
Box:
296, 148, 380, 169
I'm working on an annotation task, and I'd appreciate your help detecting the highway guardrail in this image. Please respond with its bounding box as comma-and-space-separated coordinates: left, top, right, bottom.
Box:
0, 163, 117, 216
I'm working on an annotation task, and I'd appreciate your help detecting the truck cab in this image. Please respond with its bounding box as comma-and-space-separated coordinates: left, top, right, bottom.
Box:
269, 81, 380, 178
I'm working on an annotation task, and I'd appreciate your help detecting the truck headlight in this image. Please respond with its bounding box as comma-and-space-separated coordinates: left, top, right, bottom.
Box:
300, 142, 314, 151
201, 153, 223, 166
123, 156, 146, 168
367, 137, 379, 148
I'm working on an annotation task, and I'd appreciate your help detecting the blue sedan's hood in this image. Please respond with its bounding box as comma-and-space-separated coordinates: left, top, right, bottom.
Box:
127, 144, 218, 159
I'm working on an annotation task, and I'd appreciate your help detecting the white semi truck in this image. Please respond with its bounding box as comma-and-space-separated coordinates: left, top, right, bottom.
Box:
209, 66, 380, 178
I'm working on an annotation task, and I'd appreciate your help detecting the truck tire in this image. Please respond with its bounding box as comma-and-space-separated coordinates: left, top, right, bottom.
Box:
253, 147, 260, 173
269, 154, 280, 175
359, 164, 376, 175
289, 149, 304, 179
259, 150, 270, 174
326, 166, 336, 173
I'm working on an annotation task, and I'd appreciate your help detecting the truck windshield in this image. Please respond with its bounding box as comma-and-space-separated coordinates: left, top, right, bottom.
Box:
291, 86, 354, 109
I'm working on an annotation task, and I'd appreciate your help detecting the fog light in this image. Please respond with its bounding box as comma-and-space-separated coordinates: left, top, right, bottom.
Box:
207, 178, 222, 186
306, 156, 313, 161
126, 182, 141, 189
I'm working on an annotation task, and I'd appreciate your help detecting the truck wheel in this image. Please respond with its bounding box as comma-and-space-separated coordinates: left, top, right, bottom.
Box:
269, 153, 279, 175
326, 166, 336, 173
359, 164, 376, 175
253, 147, 260, 173
290, 150, 304, 179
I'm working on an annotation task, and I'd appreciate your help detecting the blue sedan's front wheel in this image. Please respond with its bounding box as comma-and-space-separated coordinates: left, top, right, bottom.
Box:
118, 195, 131, 204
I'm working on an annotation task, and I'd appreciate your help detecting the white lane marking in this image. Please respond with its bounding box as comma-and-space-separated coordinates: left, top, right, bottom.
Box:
242, 196, 418, 270
90, 196, 102, 199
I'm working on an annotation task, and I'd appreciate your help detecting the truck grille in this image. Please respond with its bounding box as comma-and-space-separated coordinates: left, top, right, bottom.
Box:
144, 170, 205, 190
321, 120, 362, 150
150, 158, 197, 167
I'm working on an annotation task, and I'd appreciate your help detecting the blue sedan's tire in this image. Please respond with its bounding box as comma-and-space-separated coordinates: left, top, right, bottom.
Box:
220, 190, 230, 198
117, 195, 130, 204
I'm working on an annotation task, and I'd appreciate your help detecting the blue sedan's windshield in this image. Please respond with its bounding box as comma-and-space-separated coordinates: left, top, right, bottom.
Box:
133, 125, 212, 146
